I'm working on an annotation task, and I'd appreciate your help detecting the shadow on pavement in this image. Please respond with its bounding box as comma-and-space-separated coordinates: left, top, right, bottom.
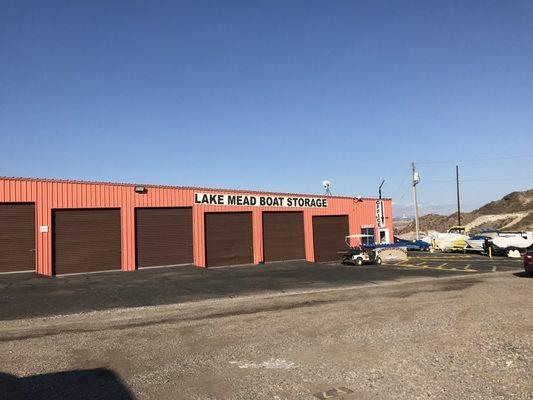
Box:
0, 368, 135, 400
513, 271, 532, 278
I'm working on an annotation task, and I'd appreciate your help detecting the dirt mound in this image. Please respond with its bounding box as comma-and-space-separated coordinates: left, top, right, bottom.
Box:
508, 211, 533, 231
474, 189, 533, 215
398, 189, 533, 234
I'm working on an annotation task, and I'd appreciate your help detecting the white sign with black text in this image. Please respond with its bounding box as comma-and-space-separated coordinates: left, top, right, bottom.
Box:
194, 192, 328, 208
376, 200, 385, 228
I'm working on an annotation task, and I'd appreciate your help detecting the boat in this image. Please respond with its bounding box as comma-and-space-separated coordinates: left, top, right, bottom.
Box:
465, 235, 487, 252
487, 231, 533, 256
465, 230, 500, 252
422, 226, 470, 251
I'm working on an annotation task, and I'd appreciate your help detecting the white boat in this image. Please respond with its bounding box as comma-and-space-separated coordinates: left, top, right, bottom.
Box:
489, 231, 533, 255
465, 236, 486, 251
424, 226, 470, 251
465, 231, 500, 251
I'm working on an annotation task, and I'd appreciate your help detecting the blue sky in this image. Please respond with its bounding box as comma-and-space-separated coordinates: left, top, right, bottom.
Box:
1, 1, 532, 215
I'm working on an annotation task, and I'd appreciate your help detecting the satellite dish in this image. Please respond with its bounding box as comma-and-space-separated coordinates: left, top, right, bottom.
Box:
322, 180, 332, 196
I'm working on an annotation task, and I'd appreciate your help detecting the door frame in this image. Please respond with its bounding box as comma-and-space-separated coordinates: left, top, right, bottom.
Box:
261, 210, 305, 263
312, 214, 350, 262
134, 206, 193, 269
203, 211, 254, 268
0, 202, 37, 274
378, 227, 390, 244
52, 207, 122, 276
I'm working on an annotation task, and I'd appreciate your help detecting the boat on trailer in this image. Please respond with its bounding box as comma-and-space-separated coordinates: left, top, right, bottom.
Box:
485, 231, 533, 256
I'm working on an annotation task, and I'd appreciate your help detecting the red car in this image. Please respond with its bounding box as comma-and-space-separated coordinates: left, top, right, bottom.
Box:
524, 252, 533, 275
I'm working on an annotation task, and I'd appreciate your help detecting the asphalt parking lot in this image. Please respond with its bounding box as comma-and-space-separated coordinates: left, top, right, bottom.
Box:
376, 250, 523, 274
0, 252, 524, 321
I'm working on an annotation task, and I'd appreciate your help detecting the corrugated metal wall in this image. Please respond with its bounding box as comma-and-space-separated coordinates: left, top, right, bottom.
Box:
0, 178, 394, 275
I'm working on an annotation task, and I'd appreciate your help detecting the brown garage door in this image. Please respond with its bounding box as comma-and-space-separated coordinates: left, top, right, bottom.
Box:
263, 212, 305, 262
135, 207, 193, 268
0, 204, 35, 273
53, 209, 121, 275
205, 212, 253, 267
313, 215, 349, 262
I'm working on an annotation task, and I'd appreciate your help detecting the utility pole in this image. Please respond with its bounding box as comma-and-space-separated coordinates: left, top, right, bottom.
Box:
412, 162, 421, 240
456, 165, 461, 226
378, 180, 385, 199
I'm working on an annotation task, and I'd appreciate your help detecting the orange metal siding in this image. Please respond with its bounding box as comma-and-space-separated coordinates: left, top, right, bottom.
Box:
0, 177, 394, 275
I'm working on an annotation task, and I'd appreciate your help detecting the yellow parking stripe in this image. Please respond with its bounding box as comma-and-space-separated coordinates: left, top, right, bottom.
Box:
413, 255, 474, 258
382, 263, 477, 273
409, 257, 474, 261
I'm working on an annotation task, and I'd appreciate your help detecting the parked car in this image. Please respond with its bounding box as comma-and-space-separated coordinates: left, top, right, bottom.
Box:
393, 236, 430, 251
524, 251, 533, 275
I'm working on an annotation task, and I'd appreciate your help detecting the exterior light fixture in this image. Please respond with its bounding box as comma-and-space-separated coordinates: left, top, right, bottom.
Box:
134, 186, 146, 193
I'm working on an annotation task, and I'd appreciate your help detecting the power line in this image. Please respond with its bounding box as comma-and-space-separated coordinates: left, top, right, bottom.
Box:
391, 170, 411, 197
416, 155, 533, 165
398, 184, 411, 201
464, 177, 533, 182
422, 177, 533, 183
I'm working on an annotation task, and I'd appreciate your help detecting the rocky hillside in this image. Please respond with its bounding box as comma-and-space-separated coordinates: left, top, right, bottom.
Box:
397, 189, 533, 236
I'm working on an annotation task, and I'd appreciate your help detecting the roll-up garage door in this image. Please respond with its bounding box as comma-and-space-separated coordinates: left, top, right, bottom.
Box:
135, 207, 193, 268
53, 209, 121, 275
0, 204, 35, 273
205, 212, 253, 267
312, 215, 349, 262
263, 212, 305, 262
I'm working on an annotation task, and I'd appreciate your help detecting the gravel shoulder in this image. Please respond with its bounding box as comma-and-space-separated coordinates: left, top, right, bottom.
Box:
1, 270, 532, 399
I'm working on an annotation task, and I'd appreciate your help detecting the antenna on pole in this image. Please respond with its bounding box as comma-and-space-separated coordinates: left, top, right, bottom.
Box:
378, 180, 385, 199
322, 180, 332, 196
412, 162, 421, 240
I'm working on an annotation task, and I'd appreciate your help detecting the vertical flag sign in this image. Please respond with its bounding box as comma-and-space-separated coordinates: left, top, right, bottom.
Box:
376, 200, 385, 227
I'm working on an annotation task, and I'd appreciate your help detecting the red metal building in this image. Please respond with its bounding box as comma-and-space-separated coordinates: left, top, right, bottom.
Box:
0, 177, 393, 276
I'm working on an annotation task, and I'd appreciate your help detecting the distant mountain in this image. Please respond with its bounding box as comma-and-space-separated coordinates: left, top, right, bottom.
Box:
397, 189, 533, 235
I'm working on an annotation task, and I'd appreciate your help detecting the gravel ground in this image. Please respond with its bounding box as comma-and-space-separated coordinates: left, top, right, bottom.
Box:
0, 271, 532, 399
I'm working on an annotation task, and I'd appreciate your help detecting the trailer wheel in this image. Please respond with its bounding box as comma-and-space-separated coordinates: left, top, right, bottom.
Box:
375, 257, 382, 265
355, 258, 363, 266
